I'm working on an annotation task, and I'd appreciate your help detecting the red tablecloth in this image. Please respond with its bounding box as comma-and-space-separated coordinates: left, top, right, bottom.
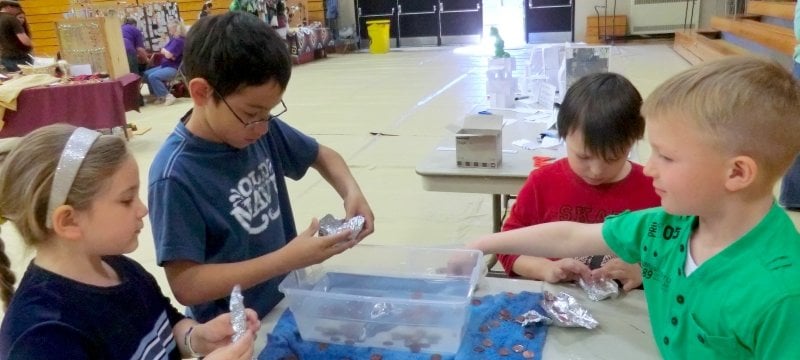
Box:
0, 73, 141, 138
286, 27, 333, 65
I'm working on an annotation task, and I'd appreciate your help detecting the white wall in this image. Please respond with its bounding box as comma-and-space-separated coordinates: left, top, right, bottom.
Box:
338, 0, 356, 32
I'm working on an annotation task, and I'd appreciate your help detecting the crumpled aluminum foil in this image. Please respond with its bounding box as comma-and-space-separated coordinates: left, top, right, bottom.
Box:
541, 291, 599, 329
516, 309, 553, 327
230, 285, 246, 342
578, 277, 620, 301
318, 214, 365, 241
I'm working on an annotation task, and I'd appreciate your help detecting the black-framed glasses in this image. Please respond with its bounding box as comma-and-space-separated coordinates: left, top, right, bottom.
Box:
213, 89, 287, 128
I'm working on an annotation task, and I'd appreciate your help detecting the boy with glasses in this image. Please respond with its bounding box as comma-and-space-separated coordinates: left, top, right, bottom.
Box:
148, 12, 375, 323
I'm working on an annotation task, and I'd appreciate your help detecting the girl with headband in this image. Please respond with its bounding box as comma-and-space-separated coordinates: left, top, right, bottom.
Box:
0, 124, 259, 359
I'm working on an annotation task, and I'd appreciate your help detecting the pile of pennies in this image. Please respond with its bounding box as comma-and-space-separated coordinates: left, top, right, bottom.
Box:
471, 295, 538, 358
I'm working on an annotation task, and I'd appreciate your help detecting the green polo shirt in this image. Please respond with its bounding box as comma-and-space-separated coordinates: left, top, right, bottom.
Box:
603, 204, 800, 359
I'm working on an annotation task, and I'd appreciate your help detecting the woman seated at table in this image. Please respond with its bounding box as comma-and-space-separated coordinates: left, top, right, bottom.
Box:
144, 21, 186, 106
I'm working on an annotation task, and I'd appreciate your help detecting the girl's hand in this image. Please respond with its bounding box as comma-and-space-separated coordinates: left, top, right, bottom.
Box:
193, 309, 261, 355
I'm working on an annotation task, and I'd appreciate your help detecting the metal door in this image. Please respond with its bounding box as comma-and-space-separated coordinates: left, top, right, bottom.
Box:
356, 0, 399, 47
525, 0, 574, 43
439, 0, 482, 45
398, 0, 440, 46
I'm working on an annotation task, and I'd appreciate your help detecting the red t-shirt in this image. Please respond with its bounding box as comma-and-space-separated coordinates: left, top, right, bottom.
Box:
498, 158, 661, 276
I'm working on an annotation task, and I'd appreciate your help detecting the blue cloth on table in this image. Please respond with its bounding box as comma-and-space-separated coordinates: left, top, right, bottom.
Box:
259, 291, 548, 360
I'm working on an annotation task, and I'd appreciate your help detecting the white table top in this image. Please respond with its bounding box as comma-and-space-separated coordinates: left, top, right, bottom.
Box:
415, 107, 562, 195
255, 276, 659, 359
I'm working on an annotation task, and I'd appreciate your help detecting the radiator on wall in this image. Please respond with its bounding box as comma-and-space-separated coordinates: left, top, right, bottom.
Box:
629, 0, 700, 35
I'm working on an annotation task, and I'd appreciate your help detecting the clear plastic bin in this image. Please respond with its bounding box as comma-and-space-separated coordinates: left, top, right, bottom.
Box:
278, 244, 483, 355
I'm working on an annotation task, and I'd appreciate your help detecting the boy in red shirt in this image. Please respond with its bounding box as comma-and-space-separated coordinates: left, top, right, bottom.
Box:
498, 72, 659, 290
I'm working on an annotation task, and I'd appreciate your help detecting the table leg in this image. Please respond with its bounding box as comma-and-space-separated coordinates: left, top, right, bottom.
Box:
493, 194, 502, 233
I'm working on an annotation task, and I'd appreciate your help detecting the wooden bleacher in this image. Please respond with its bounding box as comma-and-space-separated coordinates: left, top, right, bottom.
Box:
673, 0, 797, 65
26, 0, 223, 57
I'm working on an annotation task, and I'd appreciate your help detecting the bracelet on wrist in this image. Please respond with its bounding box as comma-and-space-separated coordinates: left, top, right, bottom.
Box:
184, 325, 204, 358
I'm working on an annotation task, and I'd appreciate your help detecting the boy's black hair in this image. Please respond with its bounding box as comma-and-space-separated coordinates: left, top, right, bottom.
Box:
556, 72, 644, 161
182, 12, 291, 101
0, 1, 20, 10
124, 18, 137, 26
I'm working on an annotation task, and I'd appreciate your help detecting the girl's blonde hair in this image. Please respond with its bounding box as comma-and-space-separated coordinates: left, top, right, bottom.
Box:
0, 124, 128, 308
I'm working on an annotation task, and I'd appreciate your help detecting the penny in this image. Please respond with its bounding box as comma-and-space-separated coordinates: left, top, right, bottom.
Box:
471, 298, 482, 306
473, 345, 485, 353
498, 347, 510, 356
370, 354, 383, 360
512, 344, 525, 353
490, 320, 501, 328
482, 338, 494, 347
430, 355, 443, 360
515, 315, 526, 323
499, 309, 510, 317
505, 291, 515, 297
317, 342, 329, 351
524, 331, 535, 339
523, 350, 535, 359
479, 325, 490, 333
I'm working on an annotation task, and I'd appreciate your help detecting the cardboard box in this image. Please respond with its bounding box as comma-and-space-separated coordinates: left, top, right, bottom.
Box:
455, 113, 503, 168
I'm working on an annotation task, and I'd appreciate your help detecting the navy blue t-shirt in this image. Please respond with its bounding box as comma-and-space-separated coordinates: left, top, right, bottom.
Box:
148, 114, 319, 323
0, 256, 184, 359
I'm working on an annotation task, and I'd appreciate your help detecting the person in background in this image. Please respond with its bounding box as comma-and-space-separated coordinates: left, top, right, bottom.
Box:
144, 21, 186, 106
0, 0, 31, 72
497, 72, 660, 291
467, 56, 800, 358
325, 0, 338, 39
199, 1, 213, 18
148, 12, 374, 323
778, 1, 800, 211
14, 9, 27, 36
121, 18, 148, 76
0, 124, 260, 359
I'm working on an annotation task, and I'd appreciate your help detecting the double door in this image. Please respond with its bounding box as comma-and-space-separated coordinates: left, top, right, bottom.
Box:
525, 0, 574, 43
356, 0, 482, 47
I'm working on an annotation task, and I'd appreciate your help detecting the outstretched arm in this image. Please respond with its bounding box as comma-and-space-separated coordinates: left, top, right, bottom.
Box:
311, 144, 374, 241
468, 222, 612, 259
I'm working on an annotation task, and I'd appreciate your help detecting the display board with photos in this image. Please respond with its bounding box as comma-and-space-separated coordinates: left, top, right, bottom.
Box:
564, 45, 610, 89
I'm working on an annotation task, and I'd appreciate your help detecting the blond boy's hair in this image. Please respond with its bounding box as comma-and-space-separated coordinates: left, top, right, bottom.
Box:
642, 56, 800, 182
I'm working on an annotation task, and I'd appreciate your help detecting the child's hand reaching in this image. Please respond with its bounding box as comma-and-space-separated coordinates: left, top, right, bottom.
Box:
543, 258, 590, 284
592, 258, 642, 291
446, 251, 480, 277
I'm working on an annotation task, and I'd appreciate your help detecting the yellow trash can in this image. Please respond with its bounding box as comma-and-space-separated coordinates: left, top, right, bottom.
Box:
366, 20, 391, 54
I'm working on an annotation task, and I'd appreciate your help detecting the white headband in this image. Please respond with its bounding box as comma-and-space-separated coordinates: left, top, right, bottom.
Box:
45, 127, 101, 228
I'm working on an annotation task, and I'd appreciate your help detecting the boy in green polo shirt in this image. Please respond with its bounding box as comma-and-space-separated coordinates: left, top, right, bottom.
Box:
467, 56, 800, 359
